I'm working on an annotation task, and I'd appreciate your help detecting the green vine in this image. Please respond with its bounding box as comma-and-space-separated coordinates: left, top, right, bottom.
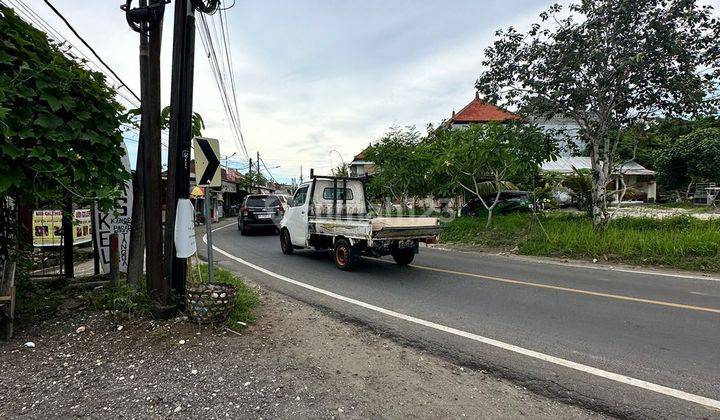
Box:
0, 6, 129, 210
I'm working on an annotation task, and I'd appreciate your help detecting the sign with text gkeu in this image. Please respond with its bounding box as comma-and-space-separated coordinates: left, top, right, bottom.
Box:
94, 142, 133, 273
194, 137, 221, 187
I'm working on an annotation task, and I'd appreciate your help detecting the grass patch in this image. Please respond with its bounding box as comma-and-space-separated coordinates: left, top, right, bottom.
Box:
15, 263, 260, 328
83, 281, 155, 316
440, 213, 720, 272
191, 264, 261, 330
15, 276, 154, 320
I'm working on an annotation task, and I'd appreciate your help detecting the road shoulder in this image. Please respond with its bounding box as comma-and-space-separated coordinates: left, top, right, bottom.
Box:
186, 221, 610, 418
0, 275, 608, 419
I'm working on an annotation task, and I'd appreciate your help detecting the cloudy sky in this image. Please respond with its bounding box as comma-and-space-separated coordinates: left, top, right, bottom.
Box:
10, 0, 716, 182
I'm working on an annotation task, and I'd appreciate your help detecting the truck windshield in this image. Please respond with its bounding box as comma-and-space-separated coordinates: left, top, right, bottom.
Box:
246, 196, 280, 207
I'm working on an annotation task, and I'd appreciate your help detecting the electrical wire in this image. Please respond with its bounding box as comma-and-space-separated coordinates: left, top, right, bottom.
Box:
196, 12, 249, 159
3, 0, 141, 109
260, 158, 279, 185
41, 0, 141, 103
217, 0, 236, 11
199, 14, 243, 154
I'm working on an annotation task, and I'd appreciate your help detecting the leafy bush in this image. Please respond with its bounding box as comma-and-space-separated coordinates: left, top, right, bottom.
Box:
562, 169, 593, 215
622, 187, 646, 202
0, 6, 129, 209
655, 128, 720, 194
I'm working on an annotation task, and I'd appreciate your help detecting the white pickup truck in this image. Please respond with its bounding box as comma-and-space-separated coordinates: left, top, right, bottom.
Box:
279, 171, 441, 270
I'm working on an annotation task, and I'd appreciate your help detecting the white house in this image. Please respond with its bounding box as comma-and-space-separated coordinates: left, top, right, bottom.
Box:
541, 157, 657, 203
349, 146, 375, 177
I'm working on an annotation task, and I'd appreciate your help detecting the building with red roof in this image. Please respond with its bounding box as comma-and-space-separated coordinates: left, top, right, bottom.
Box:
348, 93, 524, 178
443, 91, 521, 128
349, 144, 374, 177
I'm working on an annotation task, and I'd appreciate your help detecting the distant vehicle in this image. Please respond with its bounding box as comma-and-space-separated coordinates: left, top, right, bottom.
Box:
461, 191, 532, 216
279, 171, 441, 270
238, 194, 287, 235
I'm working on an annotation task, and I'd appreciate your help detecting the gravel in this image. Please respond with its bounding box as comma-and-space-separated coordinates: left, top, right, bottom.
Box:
1, 286, 609, 419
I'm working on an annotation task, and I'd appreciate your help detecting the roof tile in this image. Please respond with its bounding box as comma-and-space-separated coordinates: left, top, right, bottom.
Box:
451, 92, 521, 123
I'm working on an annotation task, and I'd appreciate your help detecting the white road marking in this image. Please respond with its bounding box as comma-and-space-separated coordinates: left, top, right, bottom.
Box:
204, 223, 720, 411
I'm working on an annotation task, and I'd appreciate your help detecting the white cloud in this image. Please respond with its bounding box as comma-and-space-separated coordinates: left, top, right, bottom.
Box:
13, 0, 620, 182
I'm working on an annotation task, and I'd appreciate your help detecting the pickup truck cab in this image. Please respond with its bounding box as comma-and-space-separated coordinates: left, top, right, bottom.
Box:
279, 172, 440, 270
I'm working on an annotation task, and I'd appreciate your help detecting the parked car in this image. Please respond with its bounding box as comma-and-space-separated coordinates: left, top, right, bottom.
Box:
238, 194, 287, 235
461, 191, 532, 216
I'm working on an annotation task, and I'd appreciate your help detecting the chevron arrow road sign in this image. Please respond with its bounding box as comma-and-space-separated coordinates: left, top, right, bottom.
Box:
194, 137, 221, 187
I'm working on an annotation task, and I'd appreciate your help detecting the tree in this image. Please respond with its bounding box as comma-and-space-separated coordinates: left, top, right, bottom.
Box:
655, 128, 720, 199
238, 171, 267, 192
613, 117, 720, 170
364, 126, 432, 210
0, 6, 129, 209
476, 0, 720, 229
124, 105, 205, 136
435, 122, 556, 227
331, 162, 349, 177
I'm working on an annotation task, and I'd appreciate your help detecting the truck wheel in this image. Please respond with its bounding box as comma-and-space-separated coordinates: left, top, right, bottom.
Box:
280, 229, 294, 255
334, 238, 357, 271
391, 247, 415, 266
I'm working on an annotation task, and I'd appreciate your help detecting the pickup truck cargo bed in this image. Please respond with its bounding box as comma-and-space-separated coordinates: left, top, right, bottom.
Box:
309, 216, 440, 240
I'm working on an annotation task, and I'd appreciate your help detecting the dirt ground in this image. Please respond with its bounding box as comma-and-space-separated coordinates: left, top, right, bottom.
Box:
1, 285, 609, 419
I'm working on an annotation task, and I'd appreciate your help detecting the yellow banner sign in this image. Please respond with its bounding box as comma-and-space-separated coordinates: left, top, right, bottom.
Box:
32, 209, 92, 247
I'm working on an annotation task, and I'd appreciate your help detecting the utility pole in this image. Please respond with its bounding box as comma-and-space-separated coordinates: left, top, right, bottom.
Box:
164, 0, 220, 297
164, 0, 197, 298
248, 157, 252, 192
256, 151, 260, 187
121, 0, 168, 304
62, 196, 73, 279
142, 0, 165, 304
126, 5, 148, 286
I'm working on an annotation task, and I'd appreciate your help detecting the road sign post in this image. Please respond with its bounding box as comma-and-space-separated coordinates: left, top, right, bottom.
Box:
204, 190, 214, 283
194, 137, 221, 283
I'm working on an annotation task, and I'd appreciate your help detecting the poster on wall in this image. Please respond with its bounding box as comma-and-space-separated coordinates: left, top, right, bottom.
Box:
32, 209, 93, 247
93, 143, 133, 274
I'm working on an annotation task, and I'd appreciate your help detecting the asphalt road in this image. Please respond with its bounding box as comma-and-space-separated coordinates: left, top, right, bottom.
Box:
205, 221, 720, 419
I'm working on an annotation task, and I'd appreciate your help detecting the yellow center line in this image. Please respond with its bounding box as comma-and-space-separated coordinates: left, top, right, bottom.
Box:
411, 264, 720, 314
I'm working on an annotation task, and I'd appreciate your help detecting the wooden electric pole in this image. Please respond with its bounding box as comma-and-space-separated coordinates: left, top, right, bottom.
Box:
142, 0, 166, 303
164, 0, 198, 299
248, 157, 252, 191
122, 0, 168, 304
62, 196, 73, 279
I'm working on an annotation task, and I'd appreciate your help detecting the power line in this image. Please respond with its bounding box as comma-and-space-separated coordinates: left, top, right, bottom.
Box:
260, 157, 279, 185
3, 0, 141, 110
41, 0, 141, 103
198, 14, 244, 156
10, 0, 137, 103
196, 11, 249, 159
